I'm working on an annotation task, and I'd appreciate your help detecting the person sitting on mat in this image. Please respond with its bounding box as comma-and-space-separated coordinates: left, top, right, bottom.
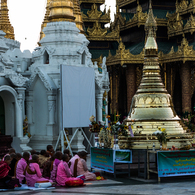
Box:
56, 154, 72, 186
16, 152, 29, 184
9, 153, 22, 177
0, 155, 21, 189
25, 154, 52, 187
77, 151, 96, 181
50, 151, 62, 182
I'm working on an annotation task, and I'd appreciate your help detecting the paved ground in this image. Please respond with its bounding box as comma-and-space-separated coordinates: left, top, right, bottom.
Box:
2, 173, 195, 195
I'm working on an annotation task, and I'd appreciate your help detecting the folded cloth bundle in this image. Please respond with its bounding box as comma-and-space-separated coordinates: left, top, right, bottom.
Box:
34, 182, 52, 188
65, 178, 84, 187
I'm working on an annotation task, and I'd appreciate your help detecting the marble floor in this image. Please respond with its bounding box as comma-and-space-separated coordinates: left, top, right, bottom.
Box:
2, 174, 195, 195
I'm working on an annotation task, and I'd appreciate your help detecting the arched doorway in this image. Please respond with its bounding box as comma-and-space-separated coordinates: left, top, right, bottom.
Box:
0, 86, 18, 137
0, 96, 5, 135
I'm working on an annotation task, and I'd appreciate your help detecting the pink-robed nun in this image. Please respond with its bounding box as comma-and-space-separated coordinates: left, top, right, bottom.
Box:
56, 154, 72, 186
25, 154, 52, 187
16, 152, 30, 183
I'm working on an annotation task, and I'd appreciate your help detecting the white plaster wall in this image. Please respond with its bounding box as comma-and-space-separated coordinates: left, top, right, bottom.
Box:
32, 78, 48, 136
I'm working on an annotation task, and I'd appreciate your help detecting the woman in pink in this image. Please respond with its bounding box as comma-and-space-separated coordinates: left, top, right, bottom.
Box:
69, 153, 80, 177
50, 151, 62, 182
77, 151, 96, 181
25, 154, 52, 187
16, 152, 29, 183
56, 154, 72, 186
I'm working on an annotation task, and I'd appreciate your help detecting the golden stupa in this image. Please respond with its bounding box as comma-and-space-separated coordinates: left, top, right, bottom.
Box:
49, 0, 75, 22
39, 0, 84, 41
0, 0, 15, 39
124, 0, 193, 149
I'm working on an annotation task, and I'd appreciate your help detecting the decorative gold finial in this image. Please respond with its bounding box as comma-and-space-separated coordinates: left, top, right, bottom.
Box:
145, 0, 157, 38
49, 0, 75, 22
0, 0, 15, 39
39, 0, 51, 41
73, 0, 84, 33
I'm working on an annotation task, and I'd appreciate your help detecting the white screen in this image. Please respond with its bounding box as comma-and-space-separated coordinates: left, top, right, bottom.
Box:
61, 65, 95, 128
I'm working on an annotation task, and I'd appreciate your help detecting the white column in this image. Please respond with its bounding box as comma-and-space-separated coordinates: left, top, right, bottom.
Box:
15, 91, 23, 138
47, 93, 56, 136
48, 94, 56, 125
26, 92, 33, 124
16, 88, 26, 120
96, 91, 104, 123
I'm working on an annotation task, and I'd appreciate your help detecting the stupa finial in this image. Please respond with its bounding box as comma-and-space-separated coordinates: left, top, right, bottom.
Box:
0, 0, 15, 39
49, 0, 75, 22
145, 0, 157, 38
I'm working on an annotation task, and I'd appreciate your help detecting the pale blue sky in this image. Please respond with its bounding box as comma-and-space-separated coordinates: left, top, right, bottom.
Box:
7, 0, 116, 52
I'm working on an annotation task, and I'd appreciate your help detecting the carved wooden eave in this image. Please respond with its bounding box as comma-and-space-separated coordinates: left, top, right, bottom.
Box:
120, 8, 167, 31
110, 9, 126, 31
106, 41, 145, 66
167, 12, 183, 38
176, 0, 195, 15
107, 37, 195, 66
167, 13, 195, 38
86, 21, 119, 41
117, 0, 136, 8
159, 37, 195, 64
81, 9, 110, 23
80, 0, 105, 4
183, 15, 195, 34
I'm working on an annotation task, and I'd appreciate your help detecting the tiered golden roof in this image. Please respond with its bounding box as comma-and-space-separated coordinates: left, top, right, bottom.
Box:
0, 0, 14, 40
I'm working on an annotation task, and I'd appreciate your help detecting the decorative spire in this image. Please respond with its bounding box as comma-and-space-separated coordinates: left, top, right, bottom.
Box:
144, 0, 157, 38
73, 0, 84, 33
49, 0, 75, 22
40, 0, 51, 41
0, 0, 15, 39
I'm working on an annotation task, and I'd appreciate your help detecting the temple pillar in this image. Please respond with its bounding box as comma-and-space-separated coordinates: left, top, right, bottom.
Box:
96, 90, 104, 123
15, 91, 23, 138
47, 93, 56, 136
126, 64, 136, 111
181, 62, 191, 113
26, 91, 33, 125
12, 87, 32, 152
112, 65, 117, 114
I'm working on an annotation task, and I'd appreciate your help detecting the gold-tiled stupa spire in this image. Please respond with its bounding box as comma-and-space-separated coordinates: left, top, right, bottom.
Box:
49, 0, 75, 22
73, 0, 84, 33
0, 0, 14, 39
40, 0, 51, 40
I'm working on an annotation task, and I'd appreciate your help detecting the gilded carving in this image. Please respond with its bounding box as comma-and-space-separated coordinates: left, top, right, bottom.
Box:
131, 4, 148, 25
167, 12, 183, 37
87, 4, 102, 19
87, 21, 107, 36
184, 15, 195, 34
176, 0, 188, 12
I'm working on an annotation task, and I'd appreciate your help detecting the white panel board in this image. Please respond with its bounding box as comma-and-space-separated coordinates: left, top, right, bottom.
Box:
61, 65, 95, 128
